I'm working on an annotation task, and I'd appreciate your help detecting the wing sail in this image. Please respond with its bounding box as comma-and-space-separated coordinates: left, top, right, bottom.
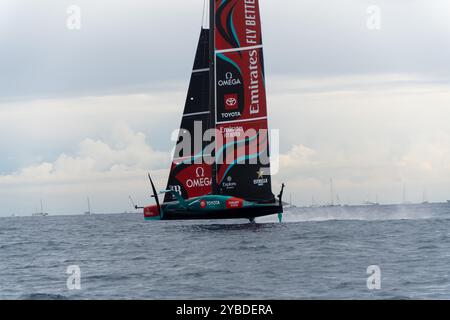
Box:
213, 0, 275, 202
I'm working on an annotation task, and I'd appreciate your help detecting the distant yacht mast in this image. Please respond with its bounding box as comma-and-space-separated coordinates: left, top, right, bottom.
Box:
32, 200, 48, 217
85, 197, 92, 215
311, 196, 317, 208
422, 188, 429, 204
402, 183, 406, 204
402, 183, 412, 205
330, 178, 335, 206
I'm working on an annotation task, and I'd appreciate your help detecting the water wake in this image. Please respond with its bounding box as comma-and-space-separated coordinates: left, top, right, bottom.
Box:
257, 204, 439, 223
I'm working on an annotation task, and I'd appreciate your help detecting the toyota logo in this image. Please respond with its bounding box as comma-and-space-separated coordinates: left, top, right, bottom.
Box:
226, 97, 237, 107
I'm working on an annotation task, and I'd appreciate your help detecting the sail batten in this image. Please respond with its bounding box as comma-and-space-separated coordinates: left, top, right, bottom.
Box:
183, 111, 211, 117
216, 44, 263, 54
216, 116, 267, 125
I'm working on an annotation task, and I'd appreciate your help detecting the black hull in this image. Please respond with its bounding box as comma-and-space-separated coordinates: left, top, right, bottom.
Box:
161, 205, 283, 221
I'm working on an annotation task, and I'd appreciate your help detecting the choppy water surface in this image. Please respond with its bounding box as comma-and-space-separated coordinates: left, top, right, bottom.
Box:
1, 203, 450, 299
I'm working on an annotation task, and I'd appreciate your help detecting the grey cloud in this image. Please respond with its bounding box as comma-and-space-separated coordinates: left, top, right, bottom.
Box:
1, 0, 449, 100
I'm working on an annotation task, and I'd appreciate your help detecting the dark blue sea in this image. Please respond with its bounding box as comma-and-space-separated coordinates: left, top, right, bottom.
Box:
1, 203, 450, 300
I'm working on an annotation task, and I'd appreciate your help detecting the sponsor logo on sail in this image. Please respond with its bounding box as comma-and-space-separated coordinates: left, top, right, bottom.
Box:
221, 111, 241, 118
221, 126, 244, 139
186, 167, 212, 188
222, 176, 237, 190
248, 50, 261, 115
244, 0, 258, 46
224, 93, 238, 110
253, 169, 268, 186
219, 74, 242, 118
218, 72, 242, 87
196, 167, 205, 177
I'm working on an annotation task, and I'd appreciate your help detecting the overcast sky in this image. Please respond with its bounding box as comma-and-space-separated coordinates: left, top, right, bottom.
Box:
1, 0, 450, 215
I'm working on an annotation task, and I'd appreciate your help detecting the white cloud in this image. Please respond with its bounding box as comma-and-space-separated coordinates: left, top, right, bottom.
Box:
398, 135, 450, 179
0, 126, 171, 215
0, 125, 170, 187
280, 144, 317, 169
274, 134, 450, 206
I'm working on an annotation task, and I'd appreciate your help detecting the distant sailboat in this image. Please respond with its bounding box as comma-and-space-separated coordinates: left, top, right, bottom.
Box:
363, 201, 380, 206
32, 200, 49, 217
330, 178, 334, 206
311, 196, 318, 208
402, 183, 412, 205
282, 194, 296, 210
323, 178, 341, 207
84, 197, 92, 215
364, 194, 380, 206
422, 189, 429, 205
336, 194, 341, 206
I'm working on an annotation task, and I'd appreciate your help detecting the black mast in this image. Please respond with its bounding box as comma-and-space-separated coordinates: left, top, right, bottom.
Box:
209, 0, 218, 194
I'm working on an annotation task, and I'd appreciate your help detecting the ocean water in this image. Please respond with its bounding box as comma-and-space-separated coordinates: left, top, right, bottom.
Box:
1, 203, 450, 300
